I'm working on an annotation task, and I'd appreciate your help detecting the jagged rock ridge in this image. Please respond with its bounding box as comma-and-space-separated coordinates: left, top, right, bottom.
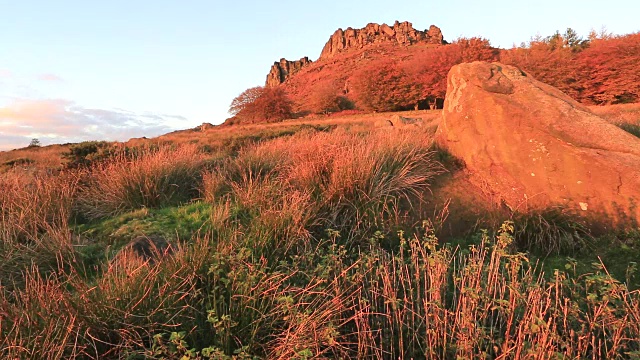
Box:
265, 21, 444, 87
320, 21, 444, 59
266, 57, 312, 87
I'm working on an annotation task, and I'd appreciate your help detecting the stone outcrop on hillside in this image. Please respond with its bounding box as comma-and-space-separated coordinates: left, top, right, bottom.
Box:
320, 21, 444, 59
265, 57, 312, 87
436, 61, 640, 226
375, 115, 424, 128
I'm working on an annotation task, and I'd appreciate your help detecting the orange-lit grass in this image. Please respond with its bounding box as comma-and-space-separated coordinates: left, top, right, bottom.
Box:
589, 102, 640, 124
76, 145, 207, 220
203, 127, 443, 239
0, 170, 79, 289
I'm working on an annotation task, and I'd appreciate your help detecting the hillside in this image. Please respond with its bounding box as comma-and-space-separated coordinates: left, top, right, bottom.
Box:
3, 18, 640, 359
248, 21, 640, 123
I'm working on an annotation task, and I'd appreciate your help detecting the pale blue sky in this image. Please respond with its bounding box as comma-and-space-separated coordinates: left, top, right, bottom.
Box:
1, 0, 638, 150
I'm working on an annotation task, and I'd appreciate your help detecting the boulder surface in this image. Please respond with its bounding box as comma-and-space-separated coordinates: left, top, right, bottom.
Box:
436, 62, 640, 226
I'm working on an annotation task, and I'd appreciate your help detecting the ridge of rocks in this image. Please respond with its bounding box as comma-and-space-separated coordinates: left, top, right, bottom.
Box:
265, 21, 444, 87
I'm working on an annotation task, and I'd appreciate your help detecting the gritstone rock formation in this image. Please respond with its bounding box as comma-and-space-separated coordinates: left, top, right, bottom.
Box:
435, 61, 640, 227
265, 57, 312, 87
320, 21, 444, 59
264, 21, 444, 86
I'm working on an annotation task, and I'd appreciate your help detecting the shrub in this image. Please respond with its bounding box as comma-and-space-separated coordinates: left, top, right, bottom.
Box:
2, 157, 35, 167
76, 145, 207, 220
308, 81, 353, 114
62, 141, 113, 168
617, 122, 640, 138
350, 58, 421, 112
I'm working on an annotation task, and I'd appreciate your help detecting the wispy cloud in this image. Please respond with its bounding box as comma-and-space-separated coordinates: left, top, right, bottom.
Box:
37, 73, 64, 82
0, 99, 182, 151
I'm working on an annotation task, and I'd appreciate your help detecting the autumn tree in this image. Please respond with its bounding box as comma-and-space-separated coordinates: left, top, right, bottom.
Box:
500, 32, 581, 99
350, 58, 422, 112
255, 87, 294, 122
229, 86, 264, 116
401, 37, 499, 109
228, 86, 294, 123
455, 37, 499, 62
308, 80, 352, 114
575, 33, 640, 104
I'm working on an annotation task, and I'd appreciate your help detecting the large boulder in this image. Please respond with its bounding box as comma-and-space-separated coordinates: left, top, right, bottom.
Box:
436, 62, 640, 227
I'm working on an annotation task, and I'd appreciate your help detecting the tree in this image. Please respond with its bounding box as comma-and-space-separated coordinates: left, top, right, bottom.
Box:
350, 58, 422, 112
228, 86, 294, 123
575, 33, 640, 104
563, 28, 589, 51
28, 138, 41, 147
308, 80, 352, 114
401, 37, 499, 109
500, 34, 581, 100
229, 86, 264, 116
455, 37, 499, 62
254, 87, 294, 122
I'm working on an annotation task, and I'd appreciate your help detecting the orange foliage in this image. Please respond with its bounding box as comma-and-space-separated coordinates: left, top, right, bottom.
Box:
308, 80, 352, 114
500, 41, 580, 99
349, 39, 497, 112
228, 86, 294, 124
350, 58, 421, 112
501, 32, 640, 105
404, 37, 498, 107
576, 33, 640, 104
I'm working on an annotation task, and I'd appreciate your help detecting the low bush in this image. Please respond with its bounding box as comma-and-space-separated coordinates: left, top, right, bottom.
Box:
617, 121, 640, 138
2, 157, 35, 167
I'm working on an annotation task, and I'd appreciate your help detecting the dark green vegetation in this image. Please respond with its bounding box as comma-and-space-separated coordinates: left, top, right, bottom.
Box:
617, 122, 640, 138
1, 125, 640, 359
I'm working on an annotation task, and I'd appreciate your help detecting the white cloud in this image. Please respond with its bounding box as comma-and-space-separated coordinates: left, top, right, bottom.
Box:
37, 73, 64, 82
0, 99, 182, 151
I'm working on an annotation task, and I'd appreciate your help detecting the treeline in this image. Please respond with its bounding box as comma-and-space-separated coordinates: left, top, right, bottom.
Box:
502, 29, 640, 105
228, 29, 640, 123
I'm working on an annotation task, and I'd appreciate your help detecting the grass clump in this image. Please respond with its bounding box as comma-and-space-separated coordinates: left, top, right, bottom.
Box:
75, 145, 208, 220
511, 207, 592, 255
0, 170, 79, 289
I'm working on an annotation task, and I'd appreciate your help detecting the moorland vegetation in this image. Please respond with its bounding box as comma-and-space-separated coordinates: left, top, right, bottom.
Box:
1, 25, 640, 359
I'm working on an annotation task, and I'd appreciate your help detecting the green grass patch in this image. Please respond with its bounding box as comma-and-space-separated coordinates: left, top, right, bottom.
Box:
539, 229, 640, 289
76, 201, 213, 247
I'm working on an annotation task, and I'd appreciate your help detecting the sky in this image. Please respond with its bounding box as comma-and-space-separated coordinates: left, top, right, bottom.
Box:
1, 0, 638, 151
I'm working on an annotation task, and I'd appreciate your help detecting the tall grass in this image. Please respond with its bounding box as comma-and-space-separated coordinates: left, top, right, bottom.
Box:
1, 237, 214, 359
2, 126, 639, 359
0, 170, 79, 289
203, 128, 443, 241
76, 145, 208, 220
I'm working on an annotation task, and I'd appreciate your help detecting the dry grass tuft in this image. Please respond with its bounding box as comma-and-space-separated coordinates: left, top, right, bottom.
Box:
75, 145, 207, 220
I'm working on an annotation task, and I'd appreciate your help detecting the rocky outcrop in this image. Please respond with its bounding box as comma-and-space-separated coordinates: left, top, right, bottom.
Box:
265, 57, 312, 87
376, 115, 424, 128
320, 21, 444, 59
436, 61, 640, 227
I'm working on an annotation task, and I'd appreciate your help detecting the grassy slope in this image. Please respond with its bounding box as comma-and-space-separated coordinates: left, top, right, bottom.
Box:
2, 106, 640, 358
